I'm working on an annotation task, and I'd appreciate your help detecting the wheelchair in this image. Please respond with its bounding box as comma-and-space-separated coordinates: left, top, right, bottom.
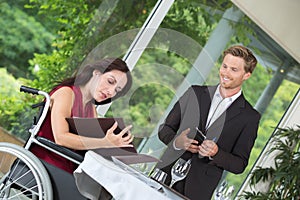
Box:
0, 86, 88, 200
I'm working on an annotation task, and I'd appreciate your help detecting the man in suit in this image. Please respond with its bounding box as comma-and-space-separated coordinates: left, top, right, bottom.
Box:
157, 45, 261, 200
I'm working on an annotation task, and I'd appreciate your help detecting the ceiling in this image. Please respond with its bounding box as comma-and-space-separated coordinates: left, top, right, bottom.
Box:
231, 0, 300, 63
249, 23, 300, 84
232, 0, 300, 84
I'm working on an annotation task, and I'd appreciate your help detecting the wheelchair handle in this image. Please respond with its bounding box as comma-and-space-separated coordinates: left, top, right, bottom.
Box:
21, 85, 51, 150
20, 85, 40, 95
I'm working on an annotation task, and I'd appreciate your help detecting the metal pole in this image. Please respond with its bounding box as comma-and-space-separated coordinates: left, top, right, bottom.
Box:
254, 59, 291, 114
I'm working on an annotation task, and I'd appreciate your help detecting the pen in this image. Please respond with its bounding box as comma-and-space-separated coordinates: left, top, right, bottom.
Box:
195, 127, 206, 139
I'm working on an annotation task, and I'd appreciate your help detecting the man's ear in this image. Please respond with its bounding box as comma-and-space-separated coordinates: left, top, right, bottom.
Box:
243, 72, 251, 81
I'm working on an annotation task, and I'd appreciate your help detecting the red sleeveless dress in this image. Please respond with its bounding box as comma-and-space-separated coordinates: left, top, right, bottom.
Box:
30, 85, 95, 173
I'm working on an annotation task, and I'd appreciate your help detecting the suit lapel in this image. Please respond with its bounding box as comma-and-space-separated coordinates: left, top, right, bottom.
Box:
224, 94, 245, 122
199, 86, 216, 131
205, 93, 246, 141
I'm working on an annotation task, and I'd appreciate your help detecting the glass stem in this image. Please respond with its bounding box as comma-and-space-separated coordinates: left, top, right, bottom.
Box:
169, 179, 176, 187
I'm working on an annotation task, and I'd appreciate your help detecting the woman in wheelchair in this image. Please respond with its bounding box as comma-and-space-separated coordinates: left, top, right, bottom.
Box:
30, 58, 134, 174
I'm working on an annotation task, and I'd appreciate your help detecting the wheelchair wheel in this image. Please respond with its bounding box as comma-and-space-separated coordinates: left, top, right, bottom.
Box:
0, 142, 53, 200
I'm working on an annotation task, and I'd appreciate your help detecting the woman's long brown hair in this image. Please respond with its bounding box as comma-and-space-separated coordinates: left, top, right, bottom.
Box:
56, 58, 132, 105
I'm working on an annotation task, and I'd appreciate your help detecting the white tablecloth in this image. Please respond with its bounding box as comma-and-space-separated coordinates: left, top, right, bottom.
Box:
74, 151, 186, 200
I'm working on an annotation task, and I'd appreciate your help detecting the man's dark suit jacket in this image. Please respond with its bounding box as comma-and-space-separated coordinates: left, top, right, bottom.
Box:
157, 85, 261, 200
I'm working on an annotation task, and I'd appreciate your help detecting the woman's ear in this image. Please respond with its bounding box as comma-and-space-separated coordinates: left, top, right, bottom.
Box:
93, 69, 101, 77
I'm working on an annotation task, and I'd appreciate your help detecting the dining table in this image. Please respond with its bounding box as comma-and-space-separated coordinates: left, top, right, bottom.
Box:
73, 150, 189, 200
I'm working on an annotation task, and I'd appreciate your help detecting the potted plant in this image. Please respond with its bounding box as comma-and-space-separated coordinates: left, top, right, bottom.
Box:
241, 126, 300, 200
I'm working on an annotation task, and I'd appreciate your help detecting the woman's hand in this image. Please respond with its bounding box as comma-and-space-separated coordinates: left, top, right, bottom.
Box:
105, 122, 134, 147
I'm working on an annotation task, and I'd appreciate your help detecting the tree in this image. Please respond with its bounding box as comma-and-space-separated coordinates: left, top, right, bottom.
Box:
0, 2, 54, 78
1, 2, 299, 196
0, 68, 33, 140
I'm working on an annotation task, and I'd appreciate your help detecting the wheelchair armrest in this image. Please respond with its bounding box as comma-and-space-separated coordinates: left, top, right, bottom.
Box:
36, 136, 84, 163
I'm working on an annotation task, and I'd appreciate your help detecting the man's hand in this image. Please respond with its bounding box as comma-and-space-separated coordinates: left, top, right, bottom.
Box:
174, 128, 199, 153
198, 139, 218, 157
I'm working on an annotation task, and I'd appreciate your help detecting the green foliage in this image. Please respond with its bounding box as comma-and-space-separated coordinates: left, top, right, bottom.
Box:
0, 68, 34, 140
231, 15, 257, 46
242, 64, 272, 105
0, 2, 54, 78
0, 3, 299, 197
162, 0, 214, 47
4, 0, 162, 142
241, 127, 300, 200
22, 0, 213, 141
27, 0, 93, 67
30, 51, 70, 92
26, 0, 157, 73
0, 69, 21, 126
106, 49, 192, 140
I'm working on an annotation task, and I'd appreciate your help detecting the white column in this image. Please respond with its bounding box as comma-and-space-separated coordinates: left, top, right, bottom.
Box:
123, 0, 175, 69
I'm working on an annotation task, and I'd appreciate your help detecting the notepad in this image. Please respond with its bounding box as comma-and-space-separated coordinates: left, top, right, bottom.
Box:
66, 117, 160, 164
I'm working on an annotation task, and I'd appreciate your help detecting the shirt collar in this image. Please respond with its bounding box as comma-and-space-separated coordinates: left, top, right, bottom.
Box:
215, 85, 241, 102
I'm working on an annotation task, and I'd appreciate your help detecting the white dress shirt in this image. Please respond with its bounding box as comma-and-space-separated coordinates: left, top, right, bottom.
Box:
205, 85, 241, 129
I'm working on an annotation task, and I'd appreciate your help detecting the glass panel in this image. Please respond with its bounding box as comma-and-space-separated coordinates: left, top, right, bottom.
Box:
2, 0, 299, 199
119, 0, 228, 164
79, 0, 158, 65
108, 0, 300, 198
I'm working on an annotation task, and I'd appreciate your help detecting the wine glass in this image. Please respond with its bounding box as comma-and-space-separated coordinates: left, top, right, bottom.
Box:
150, 168, 167, 184
214, 180, 235, 200
214, 180, 227, 200
169, 158, 191, 188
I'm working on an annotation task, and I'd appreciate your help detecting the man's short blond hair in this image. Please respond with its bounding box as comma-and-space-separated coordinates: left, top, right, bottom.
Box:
223, 45, 257, 73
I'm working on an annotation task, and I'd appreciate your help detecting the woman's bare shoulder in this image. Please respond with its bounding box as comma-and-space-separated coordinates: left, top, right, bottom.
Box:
50, 86, 75, 106
52, 86, 74, 96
